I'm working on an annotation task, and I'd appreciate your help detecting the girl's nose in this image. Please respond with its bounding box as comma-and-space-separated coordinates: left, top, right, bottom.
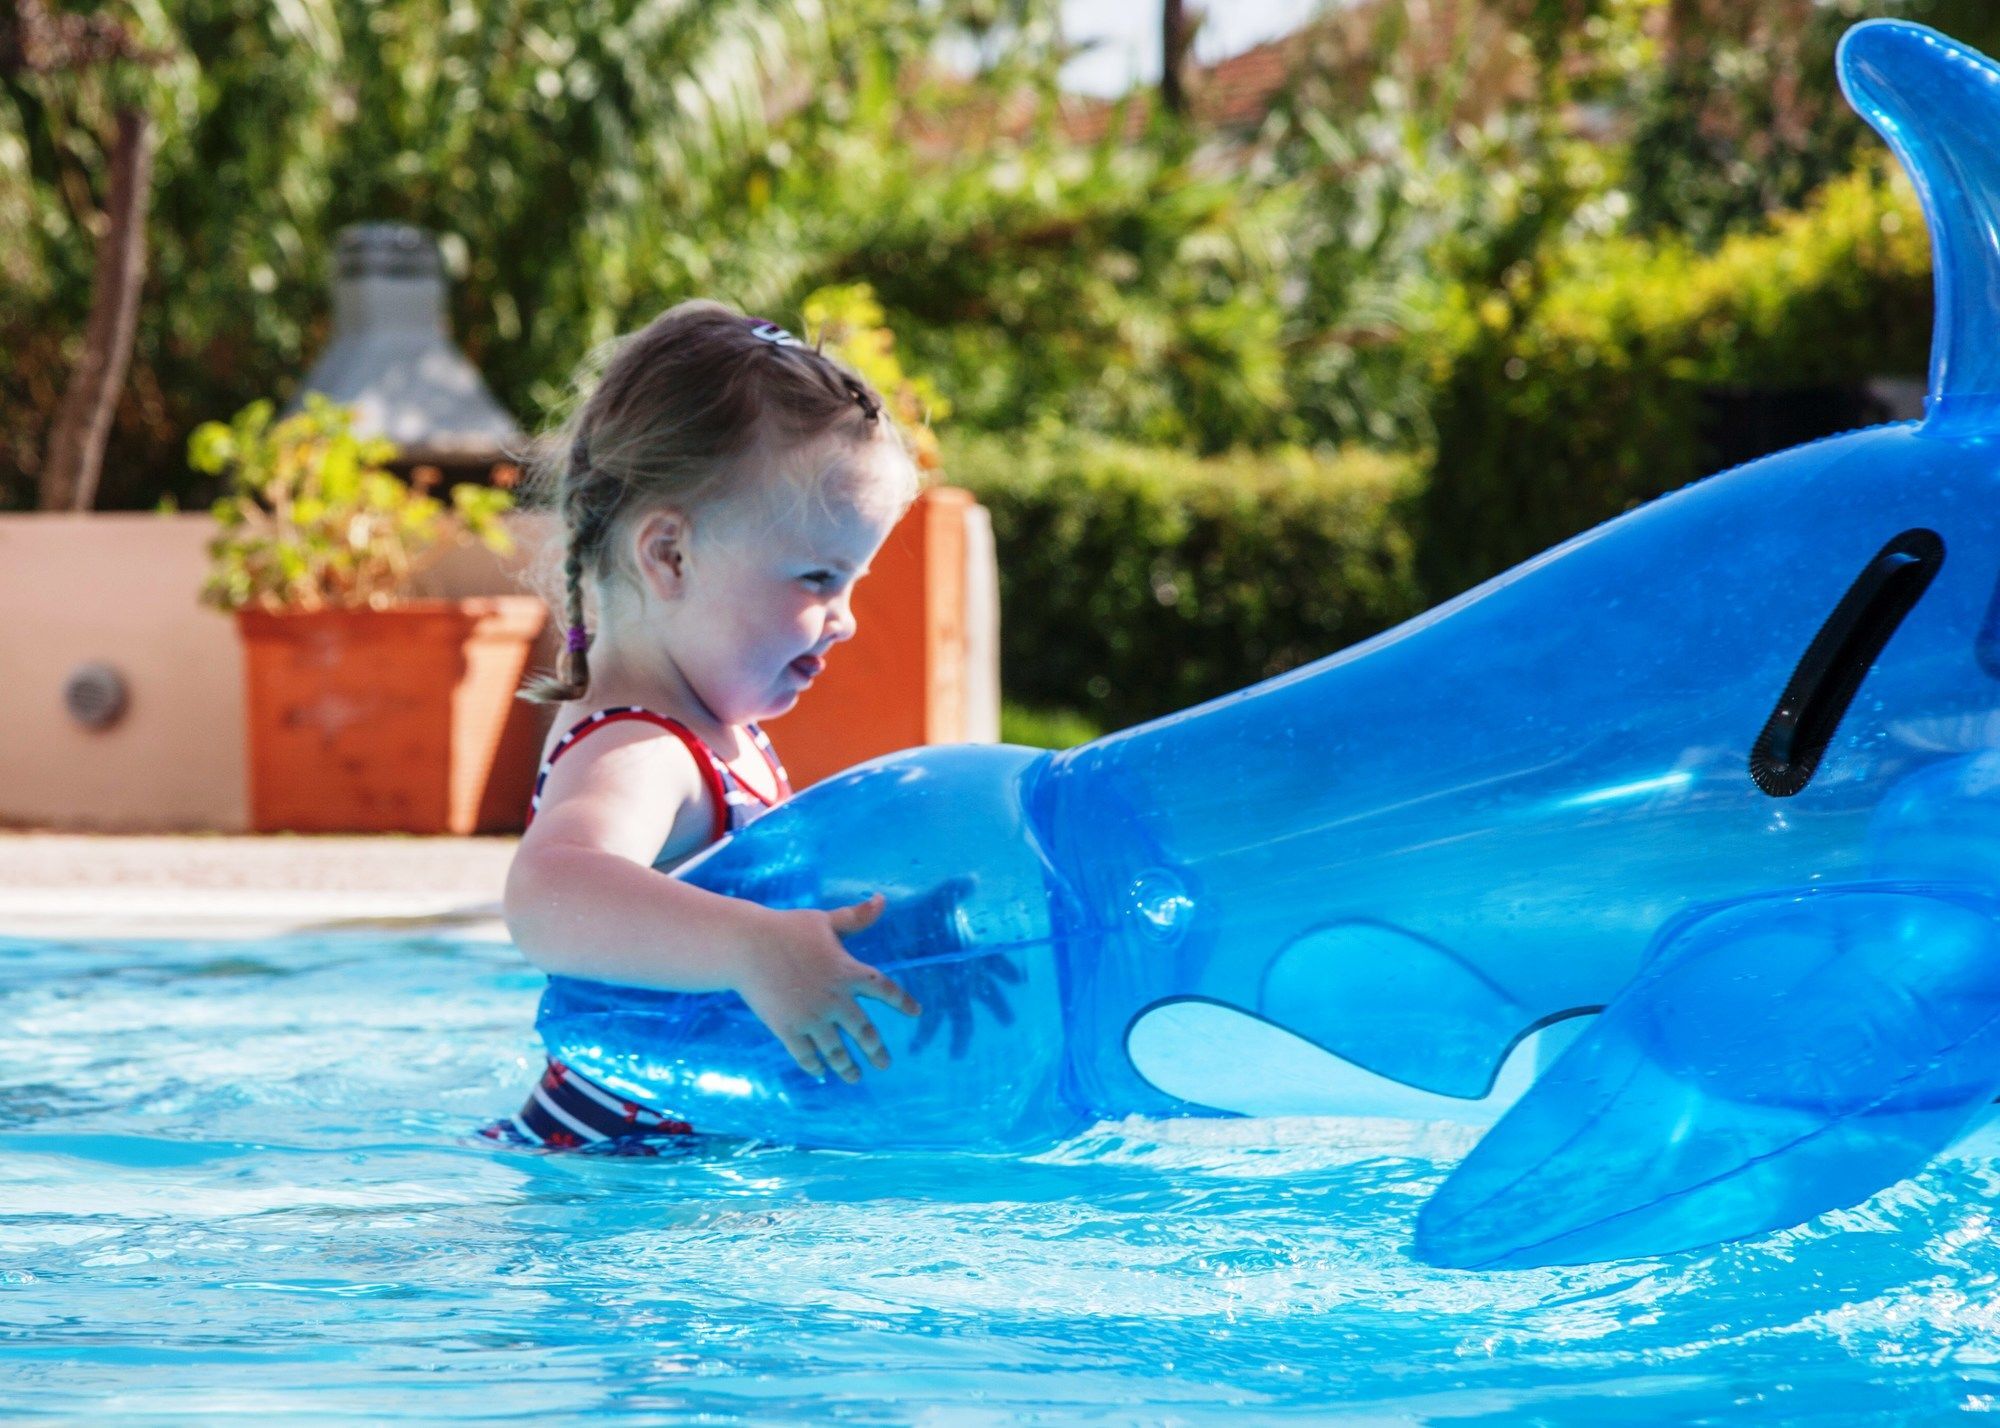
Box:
827, 591, 858, 643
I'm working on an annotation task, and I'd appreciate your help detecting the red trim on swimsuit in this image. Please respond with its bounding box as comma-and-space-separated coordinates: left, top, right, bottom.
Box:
525, 705, 789, 841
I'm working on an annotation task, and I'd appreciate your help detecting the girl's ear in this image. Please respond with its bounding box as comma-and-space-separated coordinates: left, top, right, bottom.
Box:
632, 508, 693, 601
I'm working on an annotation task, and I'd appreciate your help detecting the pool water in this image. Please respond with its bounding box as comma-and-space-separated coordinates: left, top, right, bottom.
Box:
6, 929, 2000, 1423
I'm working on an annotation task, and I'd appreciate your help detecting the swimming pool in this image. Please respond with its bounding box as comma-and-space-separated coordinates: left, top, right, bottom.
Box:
5, 927, 1999, 1422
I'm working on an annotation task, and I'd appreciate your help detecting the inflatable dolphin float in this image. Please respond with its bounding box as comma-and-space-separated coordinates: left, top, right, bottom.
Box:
539, 20, 2000, 1270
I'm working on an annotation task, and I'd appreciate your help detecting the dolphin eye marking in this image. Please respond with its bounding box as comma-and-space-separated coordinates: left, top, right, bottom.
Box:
1750, 527, 1945, 798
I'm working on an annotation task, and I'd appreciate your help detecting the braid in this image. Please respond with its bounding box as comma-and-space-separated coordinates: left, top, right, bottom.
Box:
555, 539, 591, 693
520, 435, 611, 704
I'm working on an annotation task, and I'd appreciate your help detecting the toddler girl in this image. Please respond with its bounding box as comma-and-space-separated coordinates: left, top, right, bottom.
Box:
492, 300, 923, 1150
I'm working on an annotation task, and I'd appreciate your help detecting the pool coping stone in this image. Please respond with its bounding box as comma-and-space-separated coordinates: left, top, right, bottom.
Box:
0, 832, 516, 941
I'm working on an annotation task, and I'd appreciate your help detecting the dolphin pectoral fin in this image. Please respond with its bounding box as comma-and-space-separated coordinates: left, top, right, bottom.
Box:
1415, 887, 2000, 1271
1125, 997, 1545, 1124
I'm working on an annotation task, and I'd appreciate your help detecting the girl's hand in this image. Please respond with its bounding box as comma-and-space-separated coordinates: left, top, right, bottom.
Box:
734, 893, 921, 1083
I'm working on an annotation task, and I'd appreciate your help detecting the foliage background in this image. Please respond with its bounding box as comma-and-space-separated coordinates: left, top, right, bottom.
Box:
4, 0, 1993, 734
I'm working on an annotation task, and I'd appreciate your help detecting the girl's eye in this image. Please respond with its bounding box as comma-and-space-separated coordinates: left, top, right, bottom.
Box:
800, 571, 835, 590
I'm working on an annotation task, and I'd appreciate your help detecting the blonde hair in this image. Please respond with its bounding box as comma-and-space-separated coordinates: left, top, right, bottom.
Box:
520, 299, 914, 703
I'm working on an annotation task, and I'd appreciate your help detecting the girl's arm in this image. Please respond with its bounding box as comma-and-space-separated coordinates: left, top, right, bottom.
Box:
503, 726, 919, 1081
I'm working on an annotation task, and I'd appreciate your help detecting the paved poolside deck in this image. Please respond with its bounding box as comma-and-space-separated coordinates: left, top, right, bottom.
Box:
0, 832, 517, 940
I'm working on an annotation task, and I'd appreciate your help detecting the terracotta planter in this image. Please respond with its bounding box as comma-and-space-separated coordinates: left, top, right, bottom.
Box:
236, 597, 548, 834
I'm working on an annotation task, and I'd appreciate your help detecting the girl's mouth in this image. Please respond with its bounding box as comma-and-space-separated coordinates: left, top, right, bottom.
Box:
789, 654, 826, 681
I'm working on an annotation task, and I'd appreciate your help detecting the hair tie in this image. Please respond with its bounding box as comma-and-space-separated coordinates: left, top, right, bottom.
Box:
746, 318, 804, 348
565, 625, 590, 653
843, 377, 882, 424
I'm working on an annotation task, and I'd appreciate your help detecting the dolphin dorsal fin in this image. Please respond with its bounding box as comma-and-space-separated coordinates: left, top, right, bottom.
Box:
1841, 22, 2000, 427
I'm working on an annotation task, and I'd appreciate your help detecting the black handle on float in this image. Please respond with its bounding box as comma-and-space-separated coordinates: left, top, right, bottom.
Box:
1749, 528, 1944, 798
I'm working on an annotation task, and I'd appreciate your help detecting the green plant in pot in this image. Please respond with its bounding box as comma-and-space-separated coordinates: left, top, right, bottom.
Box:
192, 395, 547, 834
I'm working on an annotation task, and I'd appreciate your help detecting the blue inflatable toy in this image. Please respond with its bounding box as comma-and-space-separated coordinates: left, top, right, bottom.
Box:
540, 20, 2000, 1269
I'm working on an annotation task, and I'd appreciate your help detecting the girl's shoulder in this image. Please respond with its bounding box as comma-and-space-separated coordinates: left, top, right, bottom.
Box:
525, 703, 717, 849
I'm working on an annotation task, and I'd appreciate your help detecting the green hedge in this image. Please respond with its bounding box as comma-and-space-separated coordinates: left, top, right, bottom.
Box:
1420, 164, 1934, 598
949, 163, 1934, 731
947, 433, 1423, 731
998, 701, 1103, 750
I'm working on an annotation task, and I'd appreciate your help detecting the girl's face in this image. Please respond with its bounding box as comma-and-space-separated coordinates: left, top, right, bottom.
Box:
651, 439, 909, 724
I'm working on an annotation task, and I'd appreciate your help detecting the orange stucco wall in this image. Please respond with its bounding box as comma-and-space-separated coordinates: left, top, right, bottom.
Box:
0, 492, 996, 832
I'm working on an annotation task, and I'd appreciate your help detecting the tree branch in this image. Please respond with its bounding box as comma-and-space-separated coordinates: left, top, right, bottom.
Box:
39, 105, 153, 512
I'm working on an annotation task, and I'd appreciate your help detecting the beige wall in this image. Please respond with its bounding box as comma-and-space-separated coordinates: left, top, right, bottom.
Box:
1, 515, 247, 831
0, 513, 559, 833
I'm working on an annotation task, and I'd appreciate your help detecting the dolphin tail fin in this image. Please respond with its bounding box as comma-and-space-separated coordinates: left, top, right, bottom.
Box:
1414, 887, 2000, 1271
1841, 21, 2000, 424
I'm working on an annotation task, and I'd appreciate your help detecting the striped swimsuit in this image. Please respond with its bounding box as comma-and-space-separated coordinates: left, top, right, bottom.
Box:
486, 705, 791, 1151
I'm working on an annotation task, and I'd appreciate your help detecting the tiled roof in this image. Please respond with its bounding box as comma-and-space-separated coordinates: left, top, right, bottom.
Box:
1197, 33, 1305, 132
898, 27, 1319, 157
1055, 31, 1311, 147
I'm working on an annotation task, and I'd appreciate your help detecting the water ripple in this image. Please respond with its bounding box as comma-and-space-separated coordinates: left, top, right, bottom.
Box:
3, 930, 1998, 1421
